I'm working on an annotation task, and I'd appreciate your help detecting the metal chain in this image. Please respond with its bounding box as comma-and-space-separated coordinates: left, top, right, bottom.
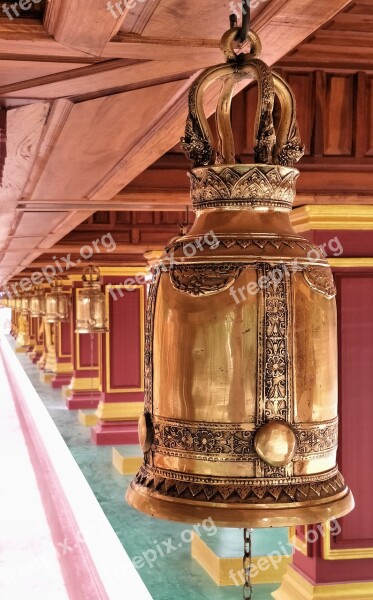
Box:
239, 0, 250, 43
229, 1, 251, 43
243, 528, 253, 600
90, 331, 94, 403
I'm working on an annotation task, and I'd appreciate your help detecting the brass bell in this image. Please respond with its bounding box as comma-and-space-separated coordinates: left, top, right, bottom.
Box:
29, 287, 46, 318
0, 293, 8, 307
75, 266, 108, 334
21, 292, 30, 314
45, 277, 69, 323
127, 28, 354, 527
15, 296, 22, 312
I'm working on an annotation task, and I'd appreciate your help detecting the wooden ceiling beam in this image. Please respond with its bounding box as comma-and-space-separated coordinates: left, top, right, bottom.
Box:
88, 0, 354, 201
0, 21, 220, 63
44, 0, 126, 56
0, 59, 199, 100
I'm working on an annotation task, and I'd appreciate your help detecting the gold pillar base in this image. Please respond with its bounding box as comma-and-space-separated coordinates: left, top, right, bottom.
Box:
191, 532, 290, 586
37, 352, 46, 370
15, 345, 27, 353
96, 401, 143, 421
78, 410, 98, 427
40, 372, 54, 384
112, 448, 142, 475
126, 484, 354, 529
272, 566, 373, 600
68, 377, 101, 393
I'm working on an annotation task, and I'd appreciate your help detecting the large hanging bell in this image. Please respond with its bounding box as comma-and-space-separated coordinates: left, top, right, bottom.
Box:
29, 287, 46, 317
45, 277, 69, 323
126, 28, 354, 527
75, 266, 108, 334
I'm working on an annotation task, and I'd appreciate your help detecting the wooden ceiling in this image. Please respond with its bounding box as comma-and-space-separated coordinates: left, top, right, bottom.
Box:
0, 0, 367, 284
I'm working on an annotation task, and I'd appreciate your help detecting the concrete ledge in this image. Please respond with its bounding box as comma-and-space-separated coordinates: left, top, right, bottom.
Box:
0, 334, 151, 600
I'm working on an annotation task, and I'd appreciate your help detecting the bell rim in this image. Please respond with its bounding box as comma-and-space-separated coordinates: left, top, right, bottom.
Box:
126, 482, 354, 528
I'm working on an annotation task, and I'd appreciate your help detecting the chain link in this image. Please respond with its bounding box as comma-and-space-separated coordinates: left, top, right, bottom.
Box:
243, 528, 253, 600
90, 331, 94, 403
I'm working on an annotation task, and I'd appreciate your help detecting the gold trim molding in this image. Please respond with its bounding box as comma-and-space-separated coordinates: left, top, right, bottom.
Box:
322, 521, 373, 560
68, 266, 147, 281
288, 526, 308, 556
328, 258, 373, 268
291, 205, 373, 232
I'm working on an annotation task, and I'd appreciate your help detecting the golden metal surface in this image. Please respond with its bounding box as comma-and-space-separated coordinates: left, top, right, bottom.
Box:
126, 27, 353, 527
254, 421, 297, 467
138, 412, 153, 453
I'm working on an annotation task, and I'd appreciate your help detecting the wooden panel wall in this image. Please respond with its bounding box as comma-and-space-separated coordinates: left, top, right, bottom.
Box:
230, 70, 373, 161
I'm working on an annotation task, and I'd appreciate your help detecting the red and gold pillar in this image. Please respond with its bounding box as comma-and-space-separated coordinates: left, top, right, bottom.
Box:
66, 279, 101, 409
30, 316, 44, 364
10, 308, 17, 337
275, 206, 373, 599
51, 318, 73, 388
40, 321, 57, 382
26, 312, 37, 358
91, 268, 146, 445
37, 319, 49, 371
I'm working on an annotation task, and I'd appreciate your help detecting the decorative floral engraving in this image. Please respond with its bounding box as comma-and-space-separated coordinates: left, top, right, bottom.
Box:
260, 265, 291, 421
152, 418, 338, 458
303, 267, 336, 299
144, 270, 160, 412
295, 422, 338, 454
169, 264, 242, 296
153, 421, 253, 456
189, 166, 298, 209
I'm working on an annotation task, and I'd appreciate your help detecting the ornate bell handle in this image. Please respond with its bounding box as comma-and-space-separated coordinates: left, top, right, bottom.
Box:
181, 28, 304, 168
82, 265, 101, 284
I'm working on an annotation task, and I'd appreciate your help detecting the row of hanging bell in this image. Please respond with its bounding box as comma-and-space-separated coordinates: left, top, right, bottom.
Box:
126, 27, 354, 527
9, 267, 108, 334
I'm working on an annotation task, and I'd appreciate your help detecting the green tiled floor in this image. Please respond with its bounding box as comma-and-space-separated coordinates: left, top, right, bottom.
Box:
11, 338, 282, 600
